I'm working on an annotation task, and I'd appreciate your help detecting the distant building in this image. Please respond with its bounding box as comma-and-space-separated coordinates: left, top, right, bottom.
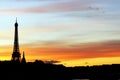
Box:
21, 51, 26, 64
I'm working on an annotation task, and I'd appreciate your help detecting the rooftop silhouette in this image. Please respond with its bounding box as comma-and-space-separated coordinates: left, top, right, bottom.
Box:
0, 60, 120, 80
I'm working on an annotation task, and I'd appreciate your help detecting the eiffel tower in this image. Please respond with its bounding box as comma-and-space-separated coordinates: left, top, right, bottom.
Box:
11, 18, 21, 62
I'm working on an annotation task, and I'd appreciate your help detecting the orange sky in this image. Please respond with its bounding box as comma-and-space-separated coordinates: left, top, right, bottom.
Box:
0, 40, 120, 67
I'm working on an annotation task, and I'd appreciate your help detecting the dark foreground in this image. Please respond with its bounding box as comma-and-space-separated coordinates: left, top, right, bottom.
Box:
0, 60, 120, 80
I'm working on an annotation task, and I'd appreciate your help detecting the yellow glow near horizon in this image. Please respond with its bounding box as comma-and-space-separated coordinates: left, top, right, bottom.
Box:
0, 53, 120, 67
61, 57, 120, 67
0, 56, 11, 61
0, 46, 120, 67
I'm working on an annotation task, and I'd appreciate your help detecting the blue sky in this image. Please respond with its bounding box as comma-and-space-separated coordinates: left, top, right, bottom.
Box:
0, 0, 120, 66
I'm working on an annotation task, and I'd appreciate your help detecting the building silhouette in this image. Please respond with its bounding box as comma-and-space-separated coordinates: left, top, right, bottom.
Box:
21, 51, 26, 64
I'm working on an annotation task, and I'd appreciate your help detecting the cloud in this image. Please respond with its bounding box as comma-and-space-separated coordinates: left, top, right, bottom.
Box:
0, 31, 13, 40
44, 60, 60, 64
68, 40, 120, 54
0, 0, 99, 14
22, 40, 120, 60
0, 0, 58, 1
19, 24, 78, 36
1, 39, 120, 61
15, 0, 60, 1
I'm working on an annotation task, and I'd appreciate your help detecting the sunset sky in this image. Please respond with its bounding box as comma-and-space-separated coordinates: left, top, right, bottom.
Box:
0, 0, 120, 67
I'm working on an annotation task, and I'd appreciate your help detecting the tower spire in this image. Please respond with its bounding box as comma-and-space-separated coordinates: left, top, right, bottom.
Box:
21, 51, 26, 64
12, 18, 21, 62
16, 17, 17, 23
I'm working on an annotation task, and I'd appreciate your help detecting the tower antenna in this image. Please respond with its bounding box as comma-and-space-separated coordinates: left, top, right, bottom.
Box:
16, 17, 17, 22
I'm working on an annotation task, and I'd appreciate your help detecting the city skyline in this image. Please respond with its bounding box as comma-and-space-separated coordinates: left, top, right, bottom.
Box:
0, 0, 120, 67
